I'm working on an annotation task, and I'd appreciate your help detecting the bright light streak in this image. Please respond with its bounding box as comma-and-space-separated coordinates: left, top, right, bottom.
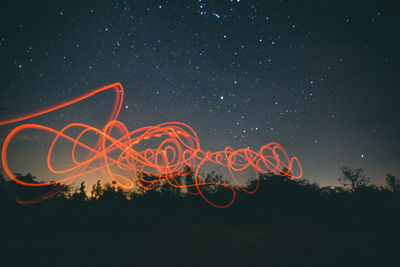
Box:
0, 83, 302, 207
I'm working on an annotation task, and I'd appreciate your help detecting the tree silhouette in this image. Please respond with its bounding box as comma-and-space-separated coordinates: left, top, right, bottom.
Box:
386, 174, 400, 192
115, 186, 126, 201
100, 181, 127, 202
204, 171, 225, 195
339, 166, 369, 190
0, 170, 13, 203
91, 180, 103, 200
72, 182, 87, 201
182, 165, 196, 195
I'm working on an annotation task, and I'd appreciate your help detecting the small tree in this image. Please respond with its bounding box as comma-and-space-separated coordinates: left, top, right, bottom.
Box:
100, 181, 126, 201
386, 174, 400, 192
182, 166, 196, 195
91, 180, 103, 200
115, 186, 126, 201
72, 182, 87, 201
339, 166, 369, 190
204, 171, 225, 195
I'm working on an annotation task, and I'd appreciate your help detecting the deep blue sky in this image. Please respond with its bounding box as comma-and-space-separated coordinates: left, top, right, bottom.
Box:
0, 0, 398, 186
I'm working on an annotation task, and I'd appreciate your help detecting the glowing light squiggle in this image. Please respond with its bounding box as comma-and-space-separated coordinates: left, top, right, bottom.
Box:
0, 83, 302, 207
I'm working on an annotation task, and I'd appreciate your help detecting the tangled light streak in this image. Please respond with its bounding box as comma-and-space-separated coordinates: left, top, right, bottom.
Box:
1, 83, 302, 207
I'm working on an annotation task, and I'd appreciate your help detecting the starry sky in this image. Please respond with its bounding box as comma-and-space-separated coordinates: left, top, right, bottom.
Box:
0, 0, 398, 187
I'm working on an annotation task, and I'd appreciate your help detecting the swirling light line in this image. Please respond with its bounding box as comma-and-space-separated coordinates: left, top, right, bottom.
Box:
0, 83, 302, 207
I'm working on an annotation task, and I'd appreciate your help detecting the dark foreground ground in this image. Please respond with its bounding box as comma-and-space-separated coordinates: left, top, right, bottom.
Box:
2, 201, 399, 267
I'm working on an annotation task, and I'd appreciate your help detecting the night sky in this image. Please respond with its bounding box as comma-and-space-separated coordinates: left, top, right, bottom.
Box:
0, 0, 398, 187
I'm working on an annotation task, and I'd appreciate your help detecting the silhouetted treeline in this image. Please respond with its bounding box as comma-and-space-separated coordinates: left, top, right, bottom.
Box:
1, 167, 400, 210
2, 167, 400, 228
1, 168, 400, 266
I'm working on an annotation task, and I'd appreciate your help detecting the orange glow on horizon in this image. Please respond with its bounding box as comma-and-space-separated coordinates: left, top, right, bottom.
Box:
0, 83, 302, 208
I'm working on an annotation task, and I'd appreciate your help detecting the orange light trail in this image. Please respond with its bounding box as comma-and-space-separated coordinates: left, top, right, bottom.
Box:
0, 83, 302, 207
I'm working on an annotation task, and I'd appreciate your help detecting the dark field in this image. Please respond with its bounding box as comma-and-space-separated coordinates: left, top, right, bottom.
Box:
3, 194, 399, 267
